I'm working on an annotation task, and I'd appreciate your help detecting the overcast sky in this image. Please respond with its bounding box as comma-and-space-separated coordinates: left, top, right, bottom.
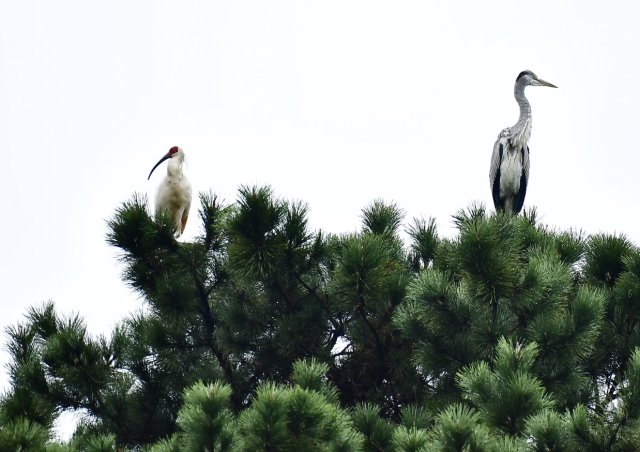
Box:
2, 0, 640, 401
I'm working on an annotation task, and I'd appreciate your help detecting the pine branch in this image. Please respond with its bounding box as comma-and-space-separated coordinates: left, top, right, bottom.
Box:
191, 268, 243, 412
358, 305, 385, 364
327, 318, 345, 354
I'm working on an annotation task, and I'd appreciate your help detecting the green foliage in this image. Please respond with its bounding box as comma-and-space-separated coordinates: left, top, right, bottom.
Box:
525, 410, 576, 452
149, 435, 182, 452
584, 233, 634, 287
177, 382, 235, 451
406, 216, 439, 271
237, 382, 291, 450
553, 229, 586, 266
234, 366, 363, 451
457, 338, 553, 435
426, 404, 495, 452
351, 403, 395, 451
84, 434, 116, 452
451, 206, 522, 306
391, 426, 429, 452
361, 199, 405, 238
227, 185, 287, 279
4, 186, 640, 450
390, 406, 433, 451
0, 418, 50, 452
611, 348, 640, 446
291, 359, 339, 405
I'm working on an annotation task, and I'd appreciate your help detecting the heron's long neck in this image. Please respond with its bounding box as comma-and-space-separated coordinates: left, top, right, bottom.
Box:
512, 84, 532, 145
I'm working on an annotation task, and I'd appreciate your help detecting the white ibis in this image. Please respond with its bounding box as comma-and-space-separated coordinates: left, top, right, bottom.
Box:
148, 146, 192, 237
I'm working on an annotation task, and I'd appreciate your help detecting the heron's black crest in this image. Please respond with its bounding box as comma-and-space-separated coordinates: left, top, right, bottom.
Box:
516, 70, 532, 81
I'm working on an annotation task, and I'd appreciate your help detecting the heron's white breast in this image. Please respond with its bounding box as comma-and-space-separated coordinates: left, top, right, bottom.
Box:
499, 148, 523, 196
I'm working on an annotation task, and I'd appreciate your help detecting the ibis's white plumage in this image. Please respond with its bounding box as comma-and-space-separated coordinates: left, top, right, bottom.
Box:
148, 146, 192, 237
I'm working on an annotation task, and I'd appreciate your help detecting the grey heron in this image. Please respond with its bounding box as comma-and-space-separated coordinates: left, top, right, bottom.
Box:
489, 70, 557, 214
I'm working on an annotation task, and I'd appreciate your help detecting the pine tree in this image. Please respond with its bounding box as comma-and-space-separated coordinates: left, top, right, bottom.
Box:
2, 186, 640, 451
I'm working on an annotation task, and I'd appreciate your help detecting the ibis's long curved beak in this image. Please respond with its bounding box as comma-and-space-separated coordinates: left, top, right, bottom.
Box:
148, 151, 172, 180
533, 77, 558, 88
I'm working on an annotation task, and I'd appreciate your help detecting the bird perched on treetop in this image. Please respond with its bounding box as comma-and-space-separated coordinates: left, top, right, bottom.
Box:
148, 146, 192, 237
489, 70, 557, 214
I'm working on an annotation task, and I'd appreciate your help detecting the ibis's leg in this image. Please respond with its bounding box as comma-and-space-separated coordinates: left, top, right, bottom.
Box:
180, 216, 188, 236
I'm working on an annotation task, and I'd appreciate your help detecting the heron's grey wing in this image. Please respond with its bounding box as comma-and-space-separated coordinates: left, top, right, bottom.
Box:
514, 145, 530, 214
489, 138, 505, 211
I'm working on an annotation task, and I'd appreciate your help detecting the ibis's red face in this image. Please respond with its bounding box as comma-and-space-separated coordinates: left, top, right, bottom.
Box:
148, 146, 181, 180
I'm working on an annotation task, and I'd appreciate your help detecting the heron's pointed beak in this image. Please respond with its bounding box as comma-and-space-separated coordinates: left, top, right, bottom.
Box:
148, 151, 172, 180
534, 77, 558, 88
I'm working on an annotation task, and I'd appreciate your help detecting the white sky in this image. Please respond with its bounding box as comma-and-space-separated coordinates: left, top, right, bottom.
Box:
2, 0, 640, 400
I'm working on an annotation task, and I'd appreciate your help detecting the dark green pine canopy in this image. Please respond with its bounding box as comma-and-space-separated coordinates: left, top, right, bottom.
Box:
2, 186, 640, 451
